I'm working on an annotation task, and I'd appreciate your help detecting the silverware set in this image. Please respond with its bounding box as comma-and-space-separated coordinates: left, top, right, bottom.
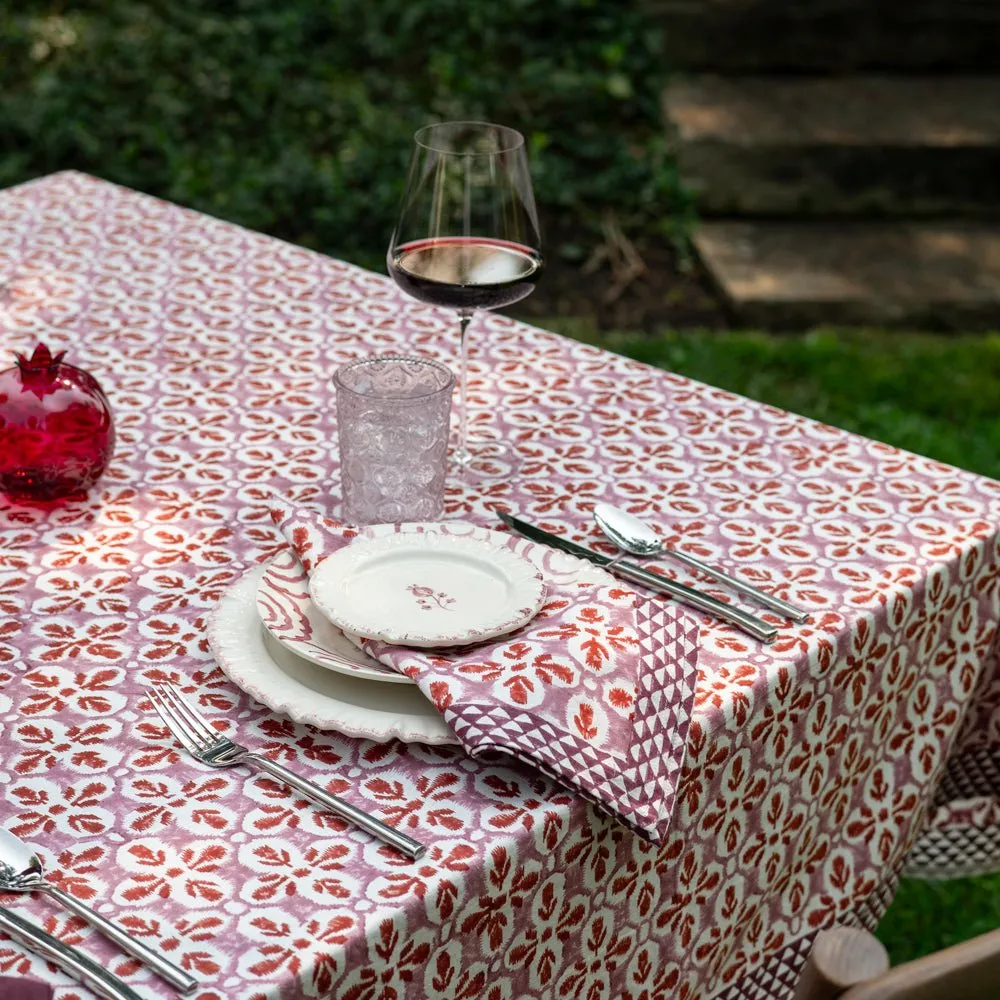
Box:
3, 503, 807, 996
0, 828, 196, 999
499, 505, 811, 643
1, 679, 425, 997
0, 826, 197, 993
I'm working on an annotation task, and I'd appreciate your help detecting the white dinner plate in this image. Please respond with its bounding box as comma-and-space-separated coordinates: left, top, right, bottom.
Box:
255, 549, 408, 684
309, 530, 546, 647
208, 565, 458, 744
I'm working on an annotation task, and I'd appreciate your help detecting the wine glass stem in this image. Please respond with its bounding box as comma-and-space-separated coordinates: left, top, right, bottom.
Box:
457, 309, 472, 465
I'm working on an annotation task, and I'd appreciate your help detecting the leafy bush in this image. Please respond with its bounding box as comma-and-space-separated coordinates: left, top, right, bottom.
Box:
0, 1, 684, 271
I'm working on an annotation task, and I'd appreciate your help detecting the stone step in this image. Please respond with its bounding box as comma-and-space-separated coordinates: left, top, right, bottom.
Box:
665, 76, 1000, 217
693, 221, 1000, 329
649, 0, 1000, 72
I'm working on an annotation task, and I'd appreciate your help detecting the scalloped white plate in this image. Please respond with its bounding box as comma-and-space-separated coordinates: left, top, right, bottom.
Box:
255, 549, 408, 684
309, 531, 546, 647
208, 565, 457, 744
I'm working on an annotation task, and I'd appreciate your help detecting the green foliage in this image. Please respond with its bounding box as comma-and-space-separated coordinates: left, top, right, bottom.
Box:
0, 1, 684, 270
878, 874, 1000, 964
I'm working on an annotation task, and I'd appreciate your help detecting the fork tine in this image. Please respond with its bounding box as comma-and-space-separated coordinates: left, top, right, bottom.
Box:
156, 681, 220, 745
147, 686, 203, 756
154, 683, 215, 747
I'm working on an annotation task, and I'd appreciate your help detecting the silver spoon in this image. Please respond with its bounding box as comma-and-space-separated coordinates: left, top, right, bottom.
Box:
593, 503, 810, 623
0, 828, 197, 994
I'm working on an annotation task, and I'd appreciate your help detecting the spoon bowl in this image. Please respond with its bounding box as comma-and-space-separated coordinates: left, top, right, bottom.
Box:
0, 828, 44, 888
593, 504, 665, 559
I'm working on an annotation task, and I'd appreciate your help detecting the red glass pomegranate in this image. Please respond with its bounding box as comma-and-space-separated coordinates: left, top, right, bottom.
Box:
0, 343, 115, 501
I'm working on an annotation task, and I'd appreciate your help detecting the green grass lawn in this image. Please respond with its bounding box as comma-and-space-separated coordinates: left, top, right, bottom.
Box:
540, 320, 1000, 964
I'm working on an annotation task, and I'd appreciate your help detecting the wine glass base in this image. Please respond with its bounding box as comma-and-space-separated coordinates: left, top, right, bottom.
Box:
452, 436, 522, 483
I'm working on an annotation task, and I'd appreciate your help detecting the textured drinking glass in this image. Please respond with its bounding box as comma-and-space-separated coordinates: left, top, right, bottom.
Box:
335, 356, 455, 525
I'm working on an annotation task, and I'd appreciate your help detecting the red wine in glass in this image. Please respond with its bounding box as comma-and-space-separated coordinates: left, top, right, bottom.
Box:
389, 236, 543, 312
387, 121, 543, 481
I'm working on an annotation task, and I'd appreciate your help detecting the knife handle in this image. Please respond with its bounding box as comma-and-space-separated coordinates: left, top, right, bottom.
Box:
43, 884, 197, 993
0, 907, 144, 1000
613, 561, 778, 643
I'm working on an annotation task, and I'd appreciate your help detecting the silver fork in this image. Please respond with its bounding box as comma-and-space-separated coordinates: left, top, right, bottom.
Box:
147, 681, 425, 861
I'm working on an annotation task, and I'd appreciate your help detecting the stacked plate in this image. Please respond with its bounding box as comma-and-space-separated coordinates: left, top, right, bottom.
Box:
208, 521, 609, 745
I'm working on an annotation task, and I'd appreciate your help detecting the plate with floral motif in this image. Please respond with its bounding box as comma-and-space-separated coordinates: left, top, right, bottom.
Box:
209, 565, 457, 744
256, 549, 410, 684
309, 531, 547, 648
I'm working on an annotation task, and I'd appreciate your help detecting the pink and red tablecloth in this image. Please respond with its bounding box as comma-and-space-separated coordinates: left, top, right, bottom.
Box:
1, 172, 999, 1000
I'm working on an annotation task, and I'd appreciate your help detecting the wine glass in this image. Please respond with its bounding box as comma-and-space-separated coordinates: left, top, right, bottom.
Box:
387, 121, 543, 480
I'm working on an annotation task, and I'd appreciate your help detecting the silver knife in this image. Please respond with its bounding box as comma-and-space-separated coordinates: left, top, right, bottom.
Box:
0, 907, 145, 1000
498, 512, 777, 643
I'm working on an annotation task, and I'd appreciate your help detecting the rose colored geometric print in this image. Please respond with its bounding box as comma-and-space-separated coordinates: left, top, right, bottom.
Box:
1, 171, 999, 1000
268, 495, 701, 844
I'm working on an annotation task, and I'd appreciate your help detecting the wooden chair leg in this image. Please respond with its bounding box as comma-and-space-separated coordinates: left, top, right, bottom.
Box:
794, 927, 891, 1000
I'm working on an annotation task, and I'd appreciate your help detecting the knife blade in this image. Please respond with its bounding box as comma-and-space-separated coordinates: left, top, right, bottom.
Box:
497, 512, 777, 643
0, 908, 145, 1000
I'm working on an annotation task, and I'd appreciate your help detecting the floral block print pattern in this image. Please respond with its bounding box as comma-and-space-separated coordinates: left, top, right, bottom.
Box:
267, 496, 700, 843
0, 172, 997, 1000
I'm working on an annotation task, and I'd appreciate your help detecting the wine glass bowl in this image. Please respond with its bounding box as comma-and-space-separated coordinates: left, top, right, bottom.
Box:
389, 237, 542, 313
387, 121, 543, 479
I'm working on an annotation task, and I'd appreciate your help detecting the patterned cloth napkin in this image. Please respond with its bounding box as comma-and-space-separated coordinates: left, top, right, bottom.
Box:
265, 496, 700, 843
0, 979, 53, 1000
